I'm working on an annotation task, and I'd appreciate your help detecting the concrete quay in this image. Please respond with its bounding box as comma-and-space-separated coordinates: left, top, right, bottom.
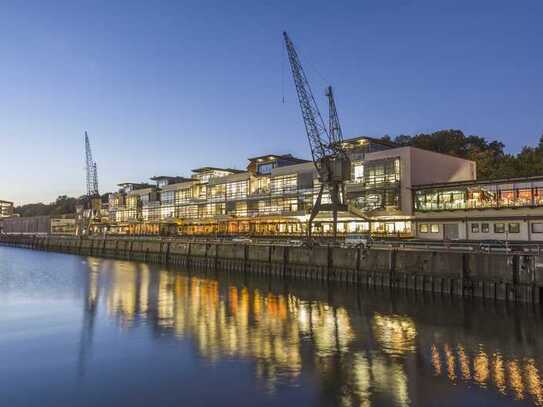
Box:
1, 234, 543, 304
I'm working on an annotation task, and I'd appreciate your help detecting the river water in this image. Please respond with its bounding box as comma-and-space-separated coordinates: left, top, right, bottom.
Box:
1, 246, 542, 406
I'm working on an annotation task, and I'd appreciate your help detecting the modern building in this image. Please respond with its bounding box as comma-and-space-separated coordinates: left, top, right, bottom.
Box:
94, 137, 484, 238
0, 200, 14, 219
414, 176, 543, 241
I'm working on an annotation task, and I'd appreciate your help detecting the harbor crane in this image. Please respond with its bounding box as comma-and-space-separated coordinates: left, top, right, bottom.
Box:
85, 131, 99, 198
283, 32, 351, 239
80, 131, 100, 235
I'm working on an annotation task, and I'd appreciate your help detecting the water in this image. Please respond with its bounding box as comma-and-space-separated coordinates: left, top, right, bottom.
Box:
1, 246, 542, 407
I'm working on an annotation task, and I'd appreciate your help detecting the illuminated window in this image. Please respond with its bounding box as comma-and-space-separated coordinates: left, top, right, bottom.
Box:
481, 223, 489, 233
353, 164, 364, 182
508, 223, 520, 233
430, 224, 440, 233
270, 175, 297, 195
419, 224, 428, 233
226, 181, 248, 200
257, 163, 274, 175
176, 188, 192, 204
494, 223, 505, 233
471, 223, 479, 233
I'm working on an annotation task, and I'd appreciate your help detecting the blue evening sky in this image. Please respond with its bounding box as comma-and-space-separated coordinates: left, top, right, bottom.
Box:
1, 0, 542, 204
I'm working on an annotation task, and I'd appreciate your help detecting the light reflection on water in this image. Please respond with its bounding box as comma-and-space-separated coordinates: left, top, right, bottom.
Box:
1, 248, 543, 407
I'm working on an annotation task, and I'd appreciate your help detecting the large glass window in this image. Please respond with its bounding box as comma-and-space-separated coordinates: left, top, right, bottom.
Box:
226, 181, 248, 200
176, 205, 198, 219
362, 159, 400, 187
353, 164, 364, 182
270, 198, 298, 214
176, 188, 192, 204
416, 180, 543, 211
438, 190, 466, 210
257, 163, 274, 175
270, 175, 297, 195
508, 223, 520, 233
352, 189, 400, 212
467, 186, 496, 209
161, 191, 175, 205
532, 223, 543, 233
209, 185, 226, 202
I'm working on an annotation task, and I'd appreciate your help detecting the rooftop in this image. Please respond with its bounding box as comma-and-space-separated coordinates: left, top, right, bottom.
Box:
117, 182, 152, 189
191, 167, 245, 174
342, 135, 396, 148
150, 176, 192, 184
247, 153, 309, 164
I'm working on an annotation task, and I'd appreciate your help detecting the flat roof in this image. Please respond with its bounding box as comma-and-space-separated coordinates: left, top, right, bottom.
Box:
0, 200, 13, 205
247, 153, 309, 164
343, 135, 396, 148
150, 176, 192, 183
117, 182, 152, 189
414, 175, 543, 190
191, 167, 245, 174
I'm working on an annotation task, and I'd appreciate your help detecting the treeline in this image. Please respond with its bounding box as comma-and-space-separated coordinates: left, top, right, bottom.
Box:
382, 130, 543, 180
15, 195, 84, 218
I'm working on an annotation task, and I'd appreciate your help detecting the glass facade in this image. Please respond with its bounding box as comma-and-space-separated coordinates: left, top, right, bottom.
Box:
349, 158, 401, 212
270, 175, 297, 195
416, 180, 543, 211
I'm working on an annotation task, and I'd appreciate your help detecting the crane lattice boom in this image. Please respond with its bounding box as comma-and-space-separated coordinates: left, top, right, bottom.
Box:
283, 32, 334, 170
85, 131, 99, 197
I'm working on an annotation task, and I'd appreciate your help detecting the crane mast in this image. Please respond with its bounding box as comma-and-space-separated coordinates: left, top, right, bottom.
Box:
283, 32, 351, 239
85, 131, 99, 197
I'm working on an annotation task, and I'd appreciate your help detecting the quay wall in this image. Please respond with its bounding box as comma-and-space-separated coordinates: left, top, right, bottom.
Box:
1, 235, 543, 304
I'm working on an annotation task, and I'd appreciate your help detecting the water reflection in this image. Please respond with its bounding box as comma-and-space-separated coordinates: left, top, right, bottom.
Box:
83, 257, 543, 406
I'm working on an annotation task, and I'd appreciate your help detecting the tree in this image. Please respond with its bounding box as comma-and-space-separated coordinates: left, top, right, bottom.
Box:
15, 195, 84, 217
383, 129, 543, 180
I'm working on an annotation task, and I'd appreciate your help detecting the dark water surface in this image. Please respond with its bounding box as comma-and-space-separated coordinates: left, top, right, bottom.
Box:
1, 246, 543, 407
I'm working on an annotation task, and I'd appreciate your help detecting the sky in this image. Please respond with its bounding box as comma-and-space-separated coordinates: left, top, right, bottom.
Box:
1, 0, 542, 205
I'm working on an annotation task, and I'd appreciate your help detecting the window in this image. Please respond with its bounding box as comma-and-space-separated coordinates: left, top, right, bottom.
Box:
508, 223, 520, 233
431, 224, 440, 233
353, 164, 364, 182
270, 175, 297, 195
494, 223, 505, 233
532, 223, 543, 234
481, 223, 489, 233
226, 180, 248, 200
419, 224, 428, 233
363, 159, 400, 187
471, 223, 480, 233
257, 163, 274, 175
